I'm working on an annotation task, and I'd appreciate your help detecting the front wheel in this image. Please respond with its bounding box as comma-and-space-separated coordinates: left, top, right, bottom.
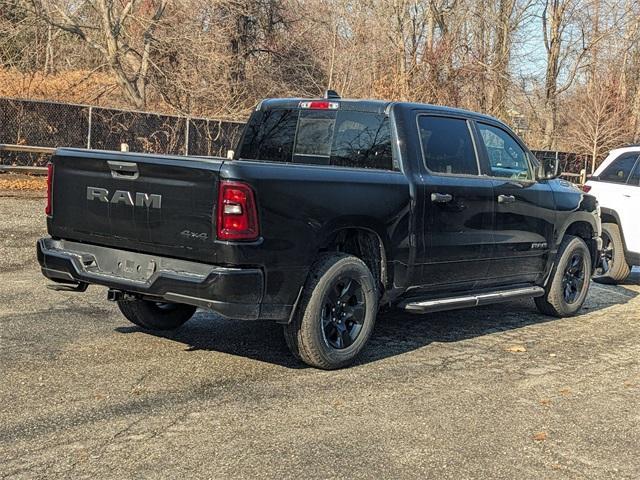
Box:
535, 235, 591, 317
284, 253, 378, 369
117, 299, 196, 330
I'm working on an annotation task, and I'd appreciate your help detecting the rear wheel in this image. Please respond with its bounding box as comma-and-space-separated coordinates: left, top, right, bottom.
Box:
284, 253, 378, 369
117, 299, 196, 330
535, 235, 591, 317
593, 223, 630, 284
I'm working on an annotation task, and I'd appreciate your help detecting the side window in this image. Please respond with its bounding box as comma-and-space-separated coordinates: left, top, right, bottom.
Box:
600, 153, 639, 183
628, 156, 640, 186
477, 123, 531, 180
418, 116, 478, 175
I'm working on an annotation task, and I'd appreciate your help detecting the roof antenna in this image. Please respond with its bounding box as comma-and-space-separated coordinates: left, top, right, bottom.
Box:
324, 89, 341, 100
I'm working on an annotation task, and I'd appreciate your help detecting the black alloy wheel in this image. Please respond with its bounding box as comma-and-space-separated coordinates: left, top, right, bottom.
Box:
562, 252, 587, 304
321, 277, 366, 349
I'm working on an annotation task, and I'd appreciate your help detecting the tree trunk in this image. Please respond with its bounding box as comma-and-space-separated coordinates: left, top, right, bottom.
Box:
542, 0, 563, 149
491, 0, 515, 119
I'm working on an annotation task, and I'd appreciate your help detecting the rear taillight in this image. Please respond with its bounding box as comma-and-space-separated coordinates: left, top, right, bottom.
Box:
45, 163, 54, 216
581, 184, 592, 193
216, 180, 259, 241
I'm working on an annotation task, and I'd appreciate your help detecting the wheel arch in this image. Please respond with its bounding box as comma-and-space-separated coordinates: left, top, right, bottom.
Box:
317, 224, 390, 297
561, 219, 599, 269
600, 207, 629, 251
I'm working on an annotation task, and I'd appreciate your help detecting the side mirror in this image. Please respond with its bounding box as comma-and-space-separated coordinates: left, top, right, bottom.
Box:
537, 156, 561, 180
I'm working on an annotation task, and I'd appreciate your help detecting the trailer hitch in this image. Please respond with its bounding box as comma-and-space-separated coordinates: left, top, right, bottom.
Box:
107, 289, 137, 302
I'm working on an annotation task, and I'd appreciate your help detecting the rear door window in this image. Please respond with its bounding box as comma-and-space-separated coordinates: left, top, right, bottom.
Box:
599, 153, 639, 183
238, 108, 394, 170
418, 115, 479, 175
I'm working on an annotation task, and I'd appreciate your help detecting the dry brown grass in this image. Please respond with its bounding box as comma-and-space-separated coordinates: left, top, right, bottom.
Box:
0, 174, 47, 191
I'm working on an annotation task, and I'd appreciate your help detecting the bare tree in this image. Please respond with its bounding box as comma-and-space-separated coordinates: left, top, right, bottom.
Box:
29, 0, 169, 109
568, 78, 630, 172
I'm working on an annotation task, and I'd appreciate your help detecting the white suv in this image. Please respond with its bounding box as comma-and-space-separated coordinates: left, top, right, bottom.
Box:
585, 146, 640, 283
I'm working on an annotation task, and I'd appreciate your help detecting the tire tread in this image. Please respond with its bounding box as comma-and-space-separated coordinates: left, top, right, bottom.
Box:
594, 223, 630, 284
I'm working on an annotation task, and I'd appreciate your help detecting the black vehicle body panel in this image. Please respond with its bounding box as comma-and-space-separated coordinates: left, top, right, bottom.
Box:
39, 98, 601, 322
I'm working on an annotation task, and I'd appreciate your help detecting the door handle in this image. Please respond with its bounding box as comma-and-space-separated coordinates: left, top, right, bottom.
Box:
431, 192, 453, 203
108, 160, 139, 180
497, 194, 516, 204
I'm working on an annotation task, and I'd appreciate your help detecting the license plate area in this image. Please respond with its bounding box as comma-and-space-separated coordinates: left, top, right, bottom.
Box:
83, 251, 158, 282
115, 257, 158, 282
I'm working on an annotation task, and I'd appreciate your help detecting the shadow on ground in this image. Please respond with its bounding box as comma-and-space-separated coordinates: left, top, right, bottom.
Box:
116, 278, 638, 369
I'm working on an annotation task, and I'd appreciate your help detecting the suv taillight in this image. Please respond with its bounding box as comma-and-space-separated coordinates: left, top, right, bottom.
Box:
45, 163, 54, 216
216, 180, 259, 241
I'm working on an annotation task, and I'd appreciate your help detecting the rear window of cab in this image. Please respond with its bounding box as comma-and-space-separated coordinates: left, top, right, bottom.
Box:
237, 108, 394, 171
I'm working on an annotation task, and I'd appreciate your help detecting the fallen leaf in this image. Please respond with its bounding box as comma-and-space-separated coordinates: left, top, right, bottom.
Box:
533, 431, 547, 441
539, 398, 552, 406
506, 345, 527, 353
559, 387, 572, 396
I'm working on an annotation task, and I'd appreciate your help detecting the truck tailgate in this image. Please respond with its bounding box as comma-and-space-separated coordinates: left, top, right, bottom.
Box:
49, 148, 224, 263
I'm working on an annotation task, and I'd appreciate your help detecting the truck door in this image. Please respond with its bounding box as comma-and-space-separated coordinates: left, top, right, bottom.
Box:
413, 114, 496, 293
473, 121, 556, 286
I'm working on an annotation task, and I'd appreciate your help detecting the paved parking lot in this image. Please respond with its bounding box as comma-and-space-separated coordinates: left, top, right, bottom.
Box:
1, 193, 639, 479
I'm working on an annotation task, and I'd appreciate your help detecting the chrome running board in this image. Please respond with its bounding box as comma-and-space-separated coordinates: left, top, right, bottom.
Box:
401, 286, 545, 314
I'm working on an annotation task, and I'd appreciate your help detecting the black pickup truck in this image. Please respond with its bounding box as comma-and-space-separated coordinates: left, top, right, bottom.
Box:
38, 94, 602, 369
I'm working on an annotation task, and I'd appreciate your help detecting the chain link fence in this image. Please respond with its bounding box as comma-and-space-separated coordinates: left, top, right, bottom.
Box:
1, 97, 592, 182
0, 97, 246, 166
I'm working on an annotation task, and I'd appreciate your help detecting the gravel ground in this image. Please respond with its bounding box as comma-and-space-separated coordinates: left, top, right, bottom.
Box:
1, 195, 639, 479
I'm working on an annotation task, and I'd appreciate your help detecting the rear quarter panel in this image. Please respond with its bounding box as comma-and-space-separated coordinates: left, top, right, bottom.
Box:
219, 160, 411, 307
